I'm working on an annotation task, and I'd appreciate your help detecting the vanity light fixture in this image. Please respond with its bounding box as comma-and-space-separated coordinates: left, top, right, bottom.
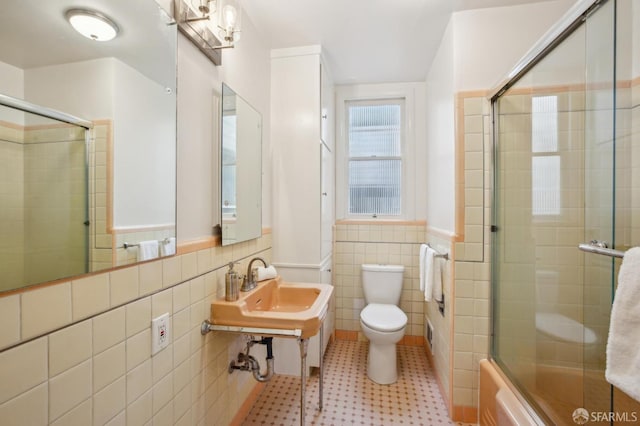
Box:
188, 0, 216, 22
185, 0, 241, 47
176, 0, 241, 65
66, 9, 119, 42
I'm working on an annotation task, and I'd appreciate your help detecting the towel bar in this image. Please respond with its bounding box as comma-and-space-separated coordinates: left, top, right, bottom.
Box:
123, 237, 171, 249
578, 241, 625, 259
426, 243, 449, 261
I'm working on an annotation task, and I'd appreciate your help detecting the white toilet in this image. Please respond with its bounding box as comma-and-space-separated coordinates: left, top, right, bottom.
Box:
359, 264, 408, 384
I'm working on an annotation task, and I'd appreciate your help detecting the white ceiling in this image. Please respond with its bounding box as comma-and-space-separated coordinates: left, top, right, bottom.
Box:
242, 0, 562, 84
0, 0, 175, 87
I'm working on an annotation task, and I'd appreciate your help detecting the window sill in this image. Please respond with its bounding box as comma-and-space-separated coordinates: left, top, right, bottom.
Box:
335, 219, 426, 226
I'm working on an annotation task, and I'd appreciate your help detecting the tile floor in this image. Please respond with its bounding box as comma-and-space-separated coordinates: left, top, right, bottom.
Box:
243, 340, 475, 425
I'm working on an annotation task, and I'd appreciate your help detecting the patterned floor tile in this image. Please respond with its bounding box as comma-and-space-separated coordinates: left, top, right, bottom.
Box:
242, 340, 475, 425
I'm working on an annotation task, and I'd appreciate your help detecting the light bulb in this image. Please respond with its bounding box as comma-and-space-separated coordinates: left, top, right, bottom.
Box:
190, 0, 215, 15
222, 5, 237, 30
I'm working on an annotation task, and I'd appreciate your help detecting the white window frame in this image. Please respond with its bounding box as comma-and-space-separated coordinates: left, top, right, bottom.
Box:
336, 85, 416, 221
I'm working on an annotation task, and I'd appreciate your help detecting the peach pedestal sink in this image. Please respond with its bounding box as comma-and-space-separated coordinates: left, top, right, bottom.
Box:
204, 276, 333, 426
209, 276, 333, 339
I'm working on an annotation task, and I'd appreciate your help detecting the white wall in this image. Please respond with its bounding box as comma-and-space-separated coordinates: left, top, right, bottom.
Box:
424, 0, 576, 233
112, 60, 176, 228
0, 61, 24, 124
24, 58, 177, 230
453, 1, 576, 92
24, 58, 114, 120
425, 19, 456, 232
176, 7, 271, 242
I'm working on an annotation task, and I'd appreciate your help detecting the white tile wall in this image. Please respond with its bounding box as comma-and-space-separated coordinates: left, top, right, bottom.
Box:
0, 234, 272, 425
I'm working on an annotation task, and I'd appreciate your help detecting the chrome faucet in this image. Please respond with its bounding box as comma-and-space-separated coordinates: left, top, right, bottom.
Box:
240, 257, 267, 292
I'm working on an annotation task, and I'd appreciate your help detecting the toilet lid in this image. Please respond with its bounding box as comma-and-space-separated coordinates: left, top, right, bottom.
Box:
360, 304, 408, 332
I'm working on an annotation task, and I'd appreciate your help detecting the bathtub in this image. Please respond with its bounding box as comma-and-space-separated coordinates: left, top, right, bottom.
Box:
479, 359, 541, 426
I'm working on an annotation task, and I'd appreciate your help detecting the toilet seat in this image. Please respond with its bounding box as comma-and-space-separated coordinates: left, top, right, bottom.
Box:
360, 303, 407, 332
535, 312, 597, 344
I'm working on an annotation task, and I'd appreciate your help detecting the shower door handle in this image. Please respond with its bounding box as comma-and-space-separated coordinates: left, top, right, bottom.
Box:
578, 241, 625, 259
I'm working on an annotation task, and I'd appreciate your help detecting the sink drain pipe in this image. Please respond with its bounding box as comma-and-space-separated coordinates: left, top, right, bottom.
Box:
229, 337, 274, 382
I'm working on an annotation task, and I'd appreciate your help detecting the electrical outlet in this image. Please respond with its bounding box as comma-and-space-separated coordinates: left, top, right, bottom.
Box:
151, 313, 170, 355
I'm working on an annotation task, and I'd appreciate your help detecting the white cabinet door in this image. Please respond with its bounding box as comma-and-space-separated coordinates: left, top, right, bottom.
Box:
320, 143, 334, 260
320, 62, 334, 151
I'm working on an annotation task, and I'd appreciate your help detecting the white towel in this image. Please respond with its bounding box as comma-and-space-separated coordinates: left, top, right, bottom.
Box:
137, 240, 159, 261
605, 246, 640, 402
420, 244, 436, 301
256, 265, 277, 282
160, 237, 176, 257
433, 256, 444, 303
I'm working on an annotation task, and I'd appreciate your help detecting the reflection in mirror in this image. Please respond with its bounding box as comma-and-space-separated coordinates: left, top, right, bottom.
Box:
0, 0, 177, 293
221, 83, 262, 246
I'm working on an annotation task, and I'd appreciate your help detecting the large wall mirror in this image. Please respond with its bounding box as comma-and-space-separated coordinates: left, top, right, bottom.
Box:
221, 83, 262, 245
0, 0, 177, 293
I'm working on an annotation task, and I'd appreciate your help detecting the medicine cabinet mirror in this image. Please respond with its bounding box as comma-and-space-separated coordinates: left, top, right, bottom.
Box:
0, 0, 177, 293
220, 83, 262, 246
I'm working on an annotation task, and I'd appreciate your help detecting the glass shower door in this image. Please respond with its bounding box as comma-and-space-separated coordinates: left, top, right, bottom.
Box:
492, 1, 619, 424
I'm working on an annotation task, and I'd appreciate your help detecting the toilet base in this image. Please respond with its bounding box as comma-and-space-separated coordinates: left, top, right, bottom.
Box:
367, 342, 398, 384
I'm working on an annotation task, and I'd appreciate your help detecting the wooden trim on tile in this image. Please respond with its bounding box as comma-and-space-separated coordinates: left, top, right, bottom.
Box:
452, 405, 478, 423
334, 330, 358, 341
177, 230, 270, 255
176, 236, 220, 255
22, 121, 82, 131
111, 224, 175, 234
335, 219, 427, 226
0, 276, 73, 298
229, 382, 267, 426
0, 120, 25, 131
398, 335, 425, 347
426, 226, 456, 242
456, 90, 491, 99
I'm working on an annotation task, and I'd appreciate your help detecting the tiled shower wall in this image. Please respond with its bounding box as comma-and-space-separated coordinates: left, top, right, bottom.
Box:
454, 83, 640, 421
23, 125, 88, 286
333, 223, 426, 341
0, 121, 89, 291
90, 121, 113, 273
0, 121, 24, 291
0, 235, 272, 426
450, 95, 492, 421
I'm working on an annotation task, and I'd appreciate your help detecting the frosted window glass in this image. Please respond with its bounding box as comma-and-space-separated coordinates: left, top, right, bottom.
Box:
347, 102, 402, 216
532, 96, 558, 153
532, 96, 560, 216
532, 156, 561, 215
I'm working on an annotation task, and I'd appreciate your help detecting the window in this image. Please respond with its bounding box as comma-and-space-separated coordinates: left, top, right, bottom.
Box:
346, 99, 404, 217
531, 95, 560, 216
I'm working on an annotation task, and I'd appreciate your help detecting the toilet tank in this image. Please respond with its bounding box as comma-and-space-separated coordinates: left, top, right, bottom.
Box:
362, 264, 405, 305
